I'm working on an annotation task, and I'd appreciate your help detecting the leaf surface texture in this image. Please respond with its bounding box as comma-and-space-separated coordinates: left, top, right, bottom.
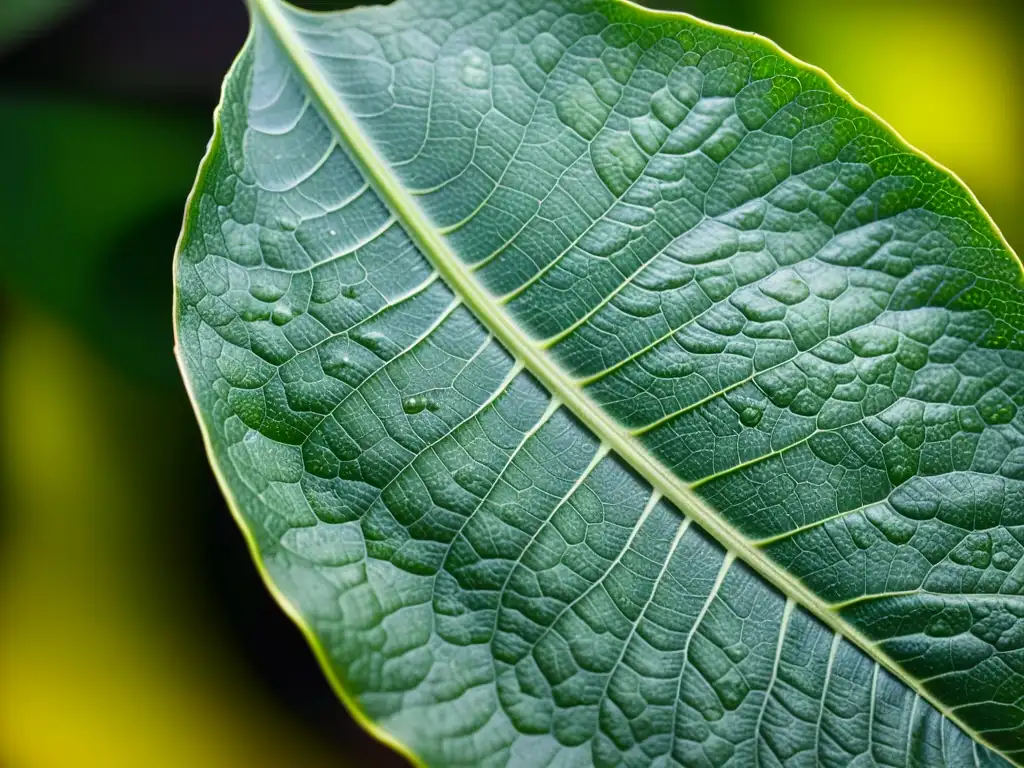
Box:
175, 0, 1024, 764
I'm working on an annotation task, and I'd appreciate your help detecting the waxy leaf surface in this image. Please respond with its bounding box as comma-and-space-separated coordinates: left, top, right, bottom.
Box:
175, 0, 1024, 764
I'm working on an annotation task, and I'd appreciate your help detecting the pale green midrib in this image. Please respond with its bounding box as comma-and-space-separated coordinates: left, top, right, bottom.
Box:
246, 0, 1006, 760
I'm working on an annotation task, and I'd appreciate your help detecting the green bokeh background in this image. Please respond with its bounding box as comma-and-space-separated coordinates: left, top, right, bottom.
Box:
1, 1, 1020, 765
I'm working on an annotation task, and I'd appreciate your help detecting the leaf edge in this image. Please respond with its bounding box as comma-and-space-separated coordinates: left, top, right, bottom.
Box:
171, 0, 1024, 764
170, 23, 432, 768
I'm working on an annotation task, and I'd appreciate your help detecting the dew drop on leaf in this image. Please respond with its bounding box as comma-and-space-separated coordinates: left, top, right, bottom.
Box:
740, 406, 763, 427
724, 644, 747, 663
402, 395, 438, 415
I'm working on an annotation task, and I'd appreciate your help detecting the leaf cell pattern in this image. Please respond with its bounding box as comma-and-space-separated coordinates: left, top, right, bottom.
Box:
174, 0, 1024, 764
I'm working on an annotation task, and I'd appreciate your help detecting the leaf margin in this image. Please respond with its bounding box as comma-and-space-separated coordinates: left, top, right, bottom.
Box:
171, 0, 1024, 764
170, 23, 429, 768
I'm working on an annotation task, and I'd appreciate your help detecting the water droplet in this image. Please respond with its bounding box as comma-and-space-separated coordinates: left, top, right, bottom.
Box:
724, 644, 747, 663
271, 302, 294, 326
402, 395, 438, 415
329, 229, 337, 236
740, 406, 763, 427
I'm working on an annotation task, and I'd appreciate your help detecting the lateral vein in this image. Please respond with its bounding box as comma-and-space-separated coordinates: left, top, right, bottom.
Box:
246, 0, 999, 756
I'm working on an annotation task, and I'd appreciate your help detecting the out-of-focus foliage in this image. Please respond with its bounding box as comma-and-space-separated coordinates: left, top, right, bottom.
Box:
0, 2, 400, 766
0, 99, 208, 384
0, 0, 81, 51
0, 308, 336, 768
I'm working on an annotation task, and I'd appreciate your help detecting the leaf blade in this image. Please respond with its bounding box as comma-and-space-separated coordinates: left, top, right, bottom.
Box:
176, 0, 1024, 764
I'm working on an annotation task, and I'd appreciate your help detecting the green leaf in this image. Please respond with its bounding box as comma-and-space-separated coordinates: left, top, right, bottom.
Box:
174, 0, 1024, 764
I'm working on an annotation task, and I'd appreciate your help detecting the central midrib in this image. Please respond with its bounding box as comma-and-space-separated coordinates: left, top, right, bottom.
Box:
248, 0, 1004, 758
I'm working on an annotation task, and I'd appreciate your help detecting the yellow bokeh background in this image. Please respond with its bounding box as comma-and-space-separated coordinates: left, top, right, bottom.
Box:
1, 312, 336, 768
766, 0, 1022, 249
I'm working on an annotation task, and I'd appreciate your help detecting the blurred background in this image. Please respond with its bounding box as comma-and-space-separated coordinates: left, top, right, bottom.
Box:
0, 0, 1020, 765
